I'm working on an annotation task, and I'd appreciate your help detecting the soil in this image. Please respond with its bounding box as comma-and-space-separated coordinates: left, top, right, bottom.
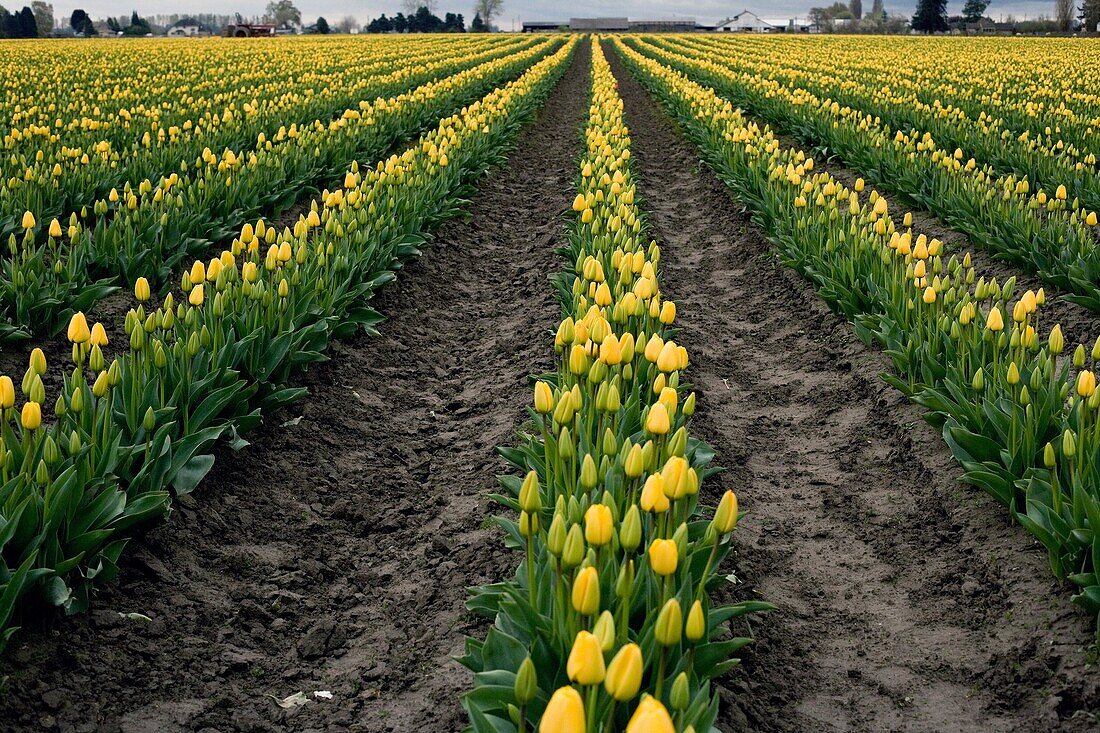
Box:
605, 41, 1099, 733
0, 44, 591, 733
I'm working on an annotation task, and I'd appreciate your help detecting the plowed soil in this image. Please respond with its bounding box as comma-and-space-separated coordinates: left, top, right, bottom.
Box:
0, 46, 590, 733
605, 41, 1098, 733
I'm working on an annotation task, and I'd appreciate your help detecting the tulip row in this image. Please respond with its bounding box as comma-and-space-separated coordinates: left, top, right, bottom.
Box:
612, 39, 1100, 630
461, 39, 770, 733
1, 35, 533, 240
665, 34, 1100, 215
0, 38, 562, 341
0, 38, 578, 652
624, 36, 1100, 312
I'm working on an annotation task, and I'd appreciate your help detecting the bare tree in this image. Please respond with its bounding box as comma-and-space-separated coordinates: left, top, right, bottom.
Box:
335, 14, 359, 33
402, 0, 438, 14
1056, 0, 1076, 30
31, 1, 53, 35
473, 0, 503, 29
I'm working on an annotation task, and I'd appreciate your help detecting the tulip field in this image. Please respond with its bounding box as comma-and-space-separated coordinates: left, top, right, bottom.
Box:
1, 31, 1099, 733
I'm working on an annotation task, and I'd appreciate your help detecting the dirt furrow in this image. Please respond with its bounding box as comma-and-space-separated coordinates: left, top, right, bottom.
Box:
0, 46, 590, 733
606, 42, 1098, 733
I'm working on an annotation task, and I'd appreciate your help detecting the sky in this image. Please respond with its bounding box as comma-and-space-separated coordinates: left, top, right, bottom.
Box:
42, 1, 1069, 26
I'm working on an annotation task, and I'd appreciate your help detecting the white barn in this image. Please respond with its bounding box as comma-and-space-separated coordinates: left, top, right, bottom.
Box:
715, 10, 777, 32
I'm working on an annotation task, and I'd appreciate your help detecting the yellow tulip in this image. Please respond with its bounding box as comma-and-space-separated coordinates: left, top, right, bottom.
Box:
90, 323, 108, 347
653, 599, 682, 646
640, 475, 669, 513
985, 307, 1004, 332
571, 566, 600, 616
626, 696, 675, 733
1077, 370, 1096, 399
540, 686, 585, 733
21, 211, 35, 229
584, 504, 613, 546
712, 490, 738, 533
21, 401, 41, 430
604, 643, 643, 702
67, 312, 90, 343
189, 284, 205, 306
0, 376, 14, 409
566, 630, 605, 685
648, 538, 678, 576
534, 381, 554, 413
134, 277, 151, 302
48, 218, 62, 238
646, 403, 670, 435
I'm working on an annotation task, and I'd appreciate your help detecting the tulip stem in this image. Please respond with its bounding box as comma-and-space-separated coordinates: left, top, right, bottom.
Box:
655, 646, 668, 702
585, 685, 598, 733
526, 533, 537, 605
602, 700, 617, 732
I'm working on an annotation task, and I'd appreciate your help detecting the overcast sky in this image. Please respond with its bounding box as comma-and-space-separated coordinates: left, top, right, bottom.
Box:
43, 1, 1069, 26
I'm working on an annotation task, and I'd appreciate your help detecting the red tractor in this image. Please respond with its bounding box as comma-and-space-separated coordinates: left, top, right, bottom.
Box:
224, 13, 276, 37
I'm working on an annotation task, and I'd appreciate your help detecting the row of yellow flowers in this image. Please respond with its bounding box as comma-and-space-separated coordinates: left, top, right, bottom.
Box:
0, 34, 520, 226
625, 35, 1100, 312
672, 34, 1100, 214
0, 38, 578, 653
612, 38, 1100, 632
0, 37, 560, 340
461, 39, 770, 733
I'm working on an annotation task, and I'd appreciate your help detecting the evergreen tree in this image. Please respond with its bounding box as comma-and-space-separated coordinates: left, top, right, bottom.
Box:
850, 0, 862, 19
315, 15, 329, 33
1082, 0, 1100, 30
392, 11, 407, 32
471, 11, 486, 31
912, 0, 948, 32
961, 0, 989, 21
871, 0, 884, 18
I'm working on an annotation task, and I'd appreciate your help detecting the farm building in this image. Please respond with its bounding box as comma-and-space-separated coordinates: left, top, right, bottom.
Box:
569, 17, 630, 32
166, 18, 215, 36
715, 10, 777, 32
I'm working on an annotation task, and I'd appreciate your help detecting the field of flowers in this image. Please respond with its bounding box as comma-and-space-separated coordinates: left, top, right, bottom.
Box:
0, 31, 1097, 733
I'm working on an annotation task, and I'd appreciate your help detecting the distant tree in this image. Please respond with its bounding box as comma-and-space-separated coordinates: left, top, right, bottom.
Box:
315, 15, 329, 33
265, 0, 300, 27
122, 9, 150, 35
1082, 0, 1100, 30
443, 11, 464, 31
69, 7, 94, 34
15, 5, 36, 36
392, 11, 407, 32
409, 5, 443, 32
473, 0, 502, 29
402, 0, 436, 14
912, 0, 948, 32
1056, 0, 1076, 30
850, 0, 862, 19
30, 0, 51, 35
961, 0, 989, 21
471, 10, 486, 31
870, 0, 885, 17
335, 14, 358, 33
106, 16, 120, 31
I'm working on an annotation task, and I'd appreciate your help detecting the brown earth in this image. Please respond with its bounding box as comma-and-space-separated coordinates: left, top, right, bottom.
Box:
0, 45, 591, 733
605, 41, 1099, 733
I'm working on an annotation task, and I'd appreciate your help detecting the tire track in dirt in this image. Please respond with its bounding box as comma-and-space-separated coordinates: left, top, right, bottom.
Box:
606, 42, 1098, 733
0, 45, 591, 733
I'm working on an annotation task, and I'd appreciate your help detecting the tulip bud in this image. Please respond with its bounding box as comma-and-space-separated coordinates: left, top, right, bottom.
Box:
1074, 344, 1087, 368
620, 505, 642, 553
580, 454, 598, 489
519, 470, 541, 513
1063, 429, 1077, 459
604, 643, 643, 702
1043, 442, 1056, 469
670, 672, 690, 711
640, 474, 670, 513
515, 656, 537, 706
20, 401, 41, 430
1049, 325, 1064, 355
134, 277, 151, 302
572, 566, 601, 616
686, 600, 706, 642
534, 381, 554, 413
566, 630, 605, 685
562, 524, 585, 568
593, 610, 615, 651
654, 599, 682, 647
